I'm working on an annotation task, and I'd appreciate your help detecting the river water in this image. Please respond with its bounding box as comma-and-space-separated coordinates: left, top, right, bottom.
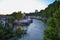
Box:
19, 19, 47, 40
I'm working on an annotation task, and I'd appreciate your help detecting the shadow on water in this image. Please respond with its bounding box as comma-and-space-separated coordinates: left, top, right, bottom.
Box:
19, 19, 47, 40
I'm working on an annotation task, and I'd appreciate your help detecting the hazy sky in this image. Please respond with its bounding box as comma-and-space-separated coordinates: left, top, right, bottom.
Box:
0, 0, 55, 15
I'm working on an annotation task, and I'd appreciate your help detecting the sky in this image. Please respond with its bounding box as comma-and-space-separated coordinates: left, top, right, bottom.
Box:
0, 0, 55, 15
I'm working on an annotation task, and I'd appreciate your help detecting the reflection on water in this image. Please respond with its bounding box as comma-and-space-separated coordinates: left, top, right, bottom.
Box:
19, 19, 47, 40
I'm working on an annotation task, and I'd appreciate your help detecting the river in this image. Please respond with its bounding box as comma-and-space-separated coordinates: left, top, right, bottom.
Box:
19, 19, 47, 40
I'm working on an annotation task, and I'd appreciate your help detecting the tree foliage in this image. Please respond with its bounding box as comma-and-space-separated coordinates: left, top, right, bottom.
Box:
44, 27, 58, 40
0, 23, 22, 40
43, 1, 60, 40
11, 11, 22, 20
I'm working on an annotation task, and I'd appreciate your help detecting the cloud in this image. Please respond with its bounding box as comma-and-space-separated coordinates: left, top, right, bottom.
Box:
0, 0, 48, 14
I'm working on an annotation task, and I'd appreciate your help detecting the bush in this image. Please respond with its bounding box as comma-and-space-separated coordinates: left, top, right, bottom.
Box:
44, 27, 58, 40
0, 23, 22, 40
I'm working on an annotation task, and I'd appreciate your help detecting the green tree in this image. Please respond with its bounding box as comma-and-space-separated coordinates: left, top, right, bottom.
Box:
16, 11, 22, 20
44, 27, 58, 40
0, 23, 6, 40
41, 0, 60, 40
53, 8, 60, 28
47, 18, 56, 28
11, 11, 22, 20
